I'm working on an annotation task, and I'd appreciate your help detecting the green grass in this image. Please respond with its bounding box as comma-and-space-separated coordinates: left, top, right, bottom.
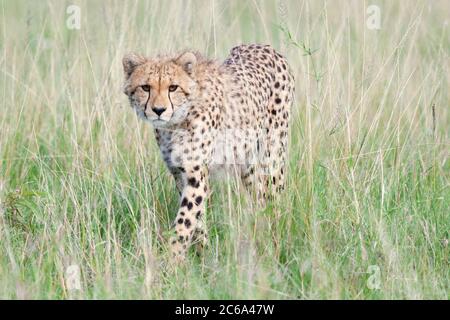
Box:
0, 0, 448, 299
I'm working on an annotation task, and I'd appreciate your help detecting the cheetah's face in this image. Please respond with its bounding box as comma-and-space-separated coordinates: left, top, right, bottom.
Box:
122, 52, 197, 127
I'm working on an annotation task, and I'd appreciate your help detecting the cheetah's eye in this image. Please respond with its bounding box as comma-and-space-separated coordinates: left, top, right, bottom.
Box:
169, 85, 178, 92
141, 85, 150, 92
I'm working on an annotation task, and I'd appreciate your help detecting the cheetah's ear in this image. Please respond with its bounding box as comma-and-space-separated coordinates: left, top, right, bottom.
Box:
175, 51, 197, 75
122, 52, 146, 78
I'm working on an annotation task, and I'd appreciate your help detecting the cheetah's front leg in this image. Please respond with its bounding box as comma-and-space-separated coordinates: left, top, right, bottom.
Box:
169, 165, 208, 261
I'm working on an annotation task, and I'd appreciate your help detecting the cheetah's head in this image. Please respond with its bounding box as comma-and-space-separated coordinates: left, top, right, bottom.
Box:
122, 51, 198, 127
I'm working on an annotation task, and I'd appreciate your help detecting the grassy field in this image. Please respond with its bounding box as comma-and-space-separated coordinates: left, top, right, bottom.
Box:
0, 0, 448, 299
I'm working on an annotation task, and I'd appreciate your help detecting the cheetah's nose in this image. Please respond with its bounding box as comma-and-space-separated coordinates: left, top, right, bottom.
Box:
152, 107, 166, 117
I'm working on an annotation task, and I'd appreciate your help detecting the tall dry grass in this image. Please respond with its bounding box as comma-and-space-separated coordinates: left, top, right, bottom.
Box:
0, 0, 448, 299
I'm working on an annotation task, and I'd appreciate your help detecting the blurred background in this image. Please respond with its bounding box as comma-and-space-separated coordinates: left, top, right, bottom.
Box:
0, 0, 448, 299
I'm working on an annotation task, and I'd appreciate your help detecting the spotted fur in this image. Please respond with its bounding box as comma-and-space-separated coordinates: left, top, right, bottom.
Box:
123, 44, 295, 261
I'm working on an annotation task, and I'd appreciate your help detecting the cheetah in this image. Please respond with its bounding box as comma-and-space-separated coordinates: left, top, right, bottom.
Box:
122, 44, 294, 261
